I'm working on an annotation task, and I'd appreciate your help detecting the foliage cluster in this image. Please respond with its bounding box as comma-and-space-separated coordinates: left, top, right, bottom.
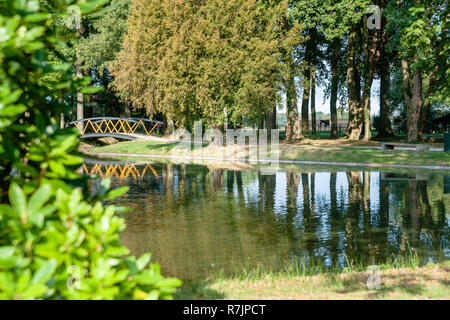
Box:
112, 0, 303, 127
0, 0, 180, 299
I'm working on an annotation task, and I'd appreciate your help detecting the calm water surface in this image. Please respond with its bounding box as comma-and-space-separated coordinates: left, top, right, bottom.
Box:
85, 159, 450, 281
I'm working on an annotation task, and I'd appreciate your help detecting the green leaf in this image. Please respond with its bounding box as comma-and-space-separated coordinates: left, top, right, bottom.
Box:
0, 105, 27, 117
105, 246, 129, 257
136, 253, 151, 271
144, 290, 160, 300
100, 215, 110, 232
0, 247, 15, 260
77, 0, 109, 14
9, 183, 26, 219
105, 187, 129, 200
49, 135, 78, 157
22, 13, 51, 23
19, 283, 48, 299
16, 270, 31, 293
13, 162, 39, 177
80, 85, 104, 94
48, 160, 66, 176
28, 184, 51, 215
30, 259, 57, 285
154, 278, 182, 288
0, 272, 15, 294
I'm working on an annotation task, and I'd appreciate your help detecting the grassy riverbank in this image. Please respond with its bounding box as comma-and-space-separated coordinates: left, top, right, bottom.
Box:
84, 138, 449, 167
175, 261, 450, 300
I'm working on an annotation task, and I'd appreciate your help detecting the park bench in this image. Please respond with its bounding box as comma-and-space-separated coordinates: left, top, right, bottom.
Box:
380, 142, 430, 152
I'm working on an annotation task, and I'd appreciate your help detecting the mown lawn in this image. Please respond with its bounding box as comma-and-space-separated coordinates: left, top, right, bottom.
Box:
86, 139, 449, 167
280, 145, 449, 166
175, 262, 450, 300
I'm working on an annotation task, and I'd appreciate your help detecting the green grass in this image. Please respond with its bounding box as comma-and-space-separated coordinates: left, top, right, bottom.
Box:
174, 253, 450, 300
281, 145, 449, 166
188, 247, 422, 284
86, 139, 449, 167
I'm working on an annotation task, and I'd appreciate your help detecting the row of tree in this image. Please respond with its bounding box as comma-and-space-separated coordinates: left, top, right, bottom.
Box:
66, 0, 448, 142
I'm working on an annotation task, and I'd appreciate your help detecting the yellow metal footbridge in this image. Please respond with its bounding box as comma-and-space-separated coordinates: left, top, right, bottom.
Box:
71, 117, 163, 140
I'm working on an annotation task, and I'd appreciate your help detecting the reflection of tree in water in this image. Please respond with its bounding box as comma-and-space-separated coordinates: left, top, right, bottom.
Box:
328, 172, 342, 266
285, 171, 301, 257
374, 176, 391, 262
85, 161, 450, 280
345, 171, 363, 260
344, 171, 383, 265
417, 181, 441, 255
403, 181, 420, 250
301, 173, 316, 264
399, 180, 448, 262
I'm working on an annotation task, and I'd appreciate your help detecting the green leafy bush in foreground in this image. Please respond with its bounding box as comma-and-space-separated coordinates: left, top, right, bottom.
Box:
0, 0, 180, 299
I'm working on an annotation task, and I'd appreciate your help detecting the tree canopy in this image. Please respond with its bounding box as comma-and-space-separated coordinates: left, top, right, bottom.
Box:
111, 0, 302, 128
52, 0, 448, 141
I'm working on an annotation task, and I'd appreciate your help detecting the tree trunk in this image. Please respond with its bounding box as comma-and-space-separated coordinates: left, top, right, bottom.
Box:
301, 63, 310, 135
266, 106, 277, 139
377, 11, 394, 138
267, 106, 277, 129
258, 115, 264, 129
329, 38, 339, 139
378, 55, 394, 137
418, 71, 437, 141
123, 103, 131, 118
165, 115, 174, 134
75, 22, 85, 131
361, 22, 381, 141
418, 96, 431, 141
409, 70, 422, 142
346, 26, 362, 140
285, 98, 291, 140
58, 96, 65, 129
286, 61, 302, 141
362, 94, 371, 141
76, 65, 84, 131
311, 66, 316, 135
402, 59, 422, 143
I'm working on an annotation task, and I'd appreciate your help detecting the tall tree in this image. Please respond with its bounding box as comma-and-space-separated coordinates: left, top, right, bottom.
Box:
377, 4, 394, 138
311, 65, 317, 135
77, 0, 132, 117
346, 24, 363, 140
328, 38, 341, 138
388, 0, 449, 142
281, 2, 304, 142
300, 34, 312, 135
112, 0, 300, 129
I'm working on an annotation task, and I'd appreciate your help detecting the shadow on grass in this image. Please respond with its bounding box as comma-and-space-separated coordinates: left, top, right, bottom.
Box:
145, 142, 179, 151
145, 142, 209, 152
174, 281, 225, 300
328, 270, 439, 298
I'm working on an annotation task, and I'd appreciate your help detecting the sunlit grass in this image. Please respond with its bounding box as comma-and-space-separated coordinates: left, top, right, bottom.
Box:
87, 139, 449, 167
175, 250, 449, 300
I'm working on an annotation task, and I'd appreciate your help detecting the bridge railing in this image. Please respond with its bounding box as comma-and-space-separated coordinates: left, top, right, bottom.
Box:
70, 117, 163, 136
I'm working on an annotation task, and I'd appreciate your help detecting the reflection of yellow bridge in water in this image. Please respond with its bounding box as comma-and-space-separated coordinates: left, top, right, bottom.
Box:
83, 163, 158, 180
